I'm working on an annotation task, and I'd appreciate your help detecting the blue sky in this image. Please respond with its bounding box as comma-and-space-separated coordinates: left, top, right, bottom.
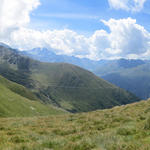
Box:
30, 0, 109, 34
30, 0, 150, 34
1, 0, 150, 60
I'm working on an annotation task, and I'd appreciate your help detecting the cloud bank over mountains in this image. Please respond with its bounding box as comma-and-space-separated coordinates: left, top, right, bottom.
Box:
0, 0, 150, 60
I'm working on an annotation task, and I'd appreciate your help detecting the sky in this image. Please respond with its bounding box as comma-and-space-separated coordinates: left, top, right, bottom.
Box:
0, 0, 150, 60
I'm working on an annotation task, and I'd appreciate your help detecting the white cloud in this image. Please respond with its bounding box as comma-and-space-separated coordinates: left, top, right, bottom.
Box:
101, 18, 150, 57
0, 0, 40, 39
10, 28, 91, 57
9, 17, 150, 60
108, 0, 147, 12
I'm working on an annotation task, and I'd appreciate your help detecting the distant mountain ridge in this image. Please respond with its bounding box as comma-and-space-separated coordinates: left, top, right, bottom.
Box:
23, 47, 147, 72
22, 47, 107, 72
0, 45, 139, 112
0, 42, 11, 49
94, 59, 147, 76
93, 59, 150, 99
100, 62, 150, 99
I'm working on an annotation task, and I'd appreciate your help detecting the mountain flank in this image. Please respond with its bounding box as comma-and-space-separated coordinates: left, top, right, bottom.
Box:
0, 45, 140, 112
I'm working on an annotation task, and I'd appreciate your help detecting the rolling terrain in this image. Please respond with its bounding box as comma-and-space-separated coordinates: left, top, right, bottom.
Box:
0, 45, 139, 112
0, 99, 150, 149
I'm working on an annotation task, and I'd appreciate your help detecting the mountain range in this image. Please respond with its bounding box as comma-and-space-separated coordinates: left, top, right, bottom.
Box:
0, 45, 139, 113
23, 47, 150, 99
1, 43, 150, 149
22, 47, 106, 72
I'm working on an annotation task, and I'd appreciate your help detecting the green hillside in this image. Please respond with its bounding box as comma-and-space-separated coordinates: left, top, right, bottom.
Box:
0, 46, 139, 112
1, 99, 150, 149
0, 75, 66, 117
32, 62, 140, 112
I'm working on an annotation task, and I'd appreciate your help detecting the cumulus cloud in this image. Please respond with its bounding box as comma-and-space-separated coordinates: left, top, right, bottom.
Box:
0, 0, 40, 39
108, 0, 147, 12
101, 18, 150, 57
10, 28, 91, 57
9, 17, 150, 60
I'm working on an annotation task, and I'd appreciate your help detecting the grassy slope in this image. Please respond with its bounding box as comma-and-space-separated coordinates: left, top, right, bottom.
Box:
0, 75, 38, 101
0, 99, 150, 149
0, 75, 66, 117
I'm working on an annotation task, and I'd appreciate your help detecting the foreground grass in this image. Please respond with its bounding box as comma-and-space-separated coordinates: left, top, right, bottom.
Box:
1, 99, 150, 150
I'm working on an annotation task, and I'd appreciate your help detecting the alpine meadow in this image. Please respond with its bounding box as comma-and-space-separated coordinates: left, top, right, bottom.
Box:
1, 0, 150, 150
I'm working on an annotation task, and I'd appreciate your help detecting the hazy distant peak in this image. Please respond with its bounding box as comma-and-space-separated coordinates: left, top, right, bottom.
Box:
0, 42, 11, 49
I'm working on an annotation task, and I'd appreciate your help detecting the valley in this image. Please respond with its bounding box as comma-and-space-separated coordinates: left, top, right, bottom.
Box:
0, 45, 139, 113
0, 45, 149, 150
1, 0, 150, 149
